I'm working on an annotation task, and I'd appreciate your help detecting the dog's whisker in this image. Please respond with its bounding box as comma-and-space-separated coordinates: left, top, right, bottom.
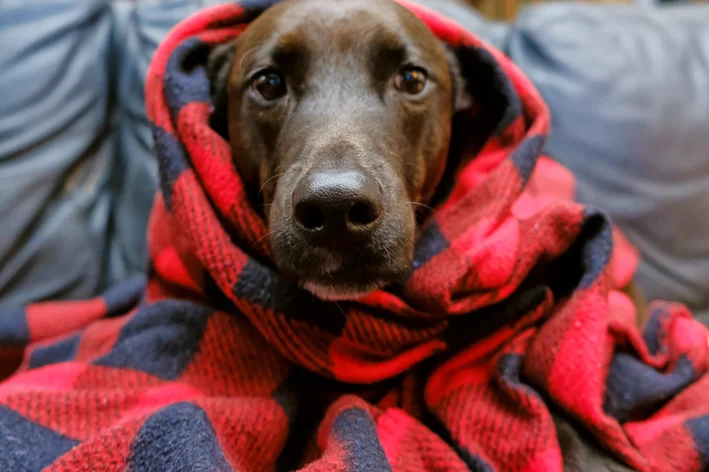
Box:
403, 162, 424, 172
383, 245, 393, 266
258, 172, 286, 197
252, 231, 273, 247
238, 46, 260, 70
408, 201, 434, 212
334, 301, 347, 317
254, 229, 287, 247
310, 292, 324, 314
271, 230, 287, 243
256, 163, 306, 200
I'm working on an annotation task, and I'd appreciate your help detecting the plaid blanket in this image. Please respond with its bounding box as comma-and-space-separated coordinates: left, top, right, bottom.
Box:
1, 1, 708, 471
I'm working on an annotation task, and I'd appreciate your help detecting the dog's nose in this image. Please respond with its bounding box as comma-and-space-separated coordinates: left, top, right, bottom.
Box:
293, 170, 381, 244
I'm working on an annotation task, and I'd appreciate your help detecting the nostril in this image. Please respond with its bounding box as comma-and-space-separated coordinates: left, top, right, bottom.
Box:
347, 201, 379, 227
295, 202, 326, 230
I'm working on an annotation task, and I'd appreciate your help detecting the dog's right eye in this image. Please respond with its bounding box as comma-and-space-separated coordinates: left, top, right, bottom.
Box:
252, 71, 287, 101
395, 66, 428, 95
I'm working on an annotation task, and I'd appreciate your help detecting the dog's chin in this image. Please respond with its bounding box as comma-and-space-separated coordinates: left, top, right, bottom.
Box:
302, 280, 384, 301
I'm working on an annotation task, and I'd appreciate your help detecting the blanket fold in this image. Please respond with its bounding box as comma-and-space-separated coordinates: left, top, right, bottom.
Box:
1, 1, 708, 471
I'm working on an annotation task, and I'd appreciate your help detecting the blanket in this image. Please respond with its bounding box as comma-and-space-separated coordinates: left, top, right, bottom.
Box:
1, 1, 708, 471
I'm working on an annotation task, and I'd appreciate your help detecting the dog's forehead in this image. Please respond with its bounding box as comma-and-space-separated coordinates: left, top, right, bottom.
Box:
239, 0, 443, 66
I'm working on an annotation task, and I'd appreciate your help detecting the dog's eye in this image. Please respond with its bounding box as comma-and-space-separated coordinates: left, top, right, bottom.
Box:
252, 71, 287, 101
395, 67, 427, 95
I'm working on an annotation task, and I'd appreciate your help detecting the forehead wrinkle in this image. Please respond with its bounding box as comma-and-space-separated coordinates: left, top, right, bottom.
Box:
271, 31, 310, 75
273, 32, 305, 58
237, 0, 446, 90
300, 7, 435, 69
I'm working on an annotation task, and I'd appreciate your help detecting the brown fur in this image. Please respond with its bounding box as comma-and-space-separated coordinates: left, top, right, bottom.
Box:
206, 0, 648, 314
207, 0, 471, 299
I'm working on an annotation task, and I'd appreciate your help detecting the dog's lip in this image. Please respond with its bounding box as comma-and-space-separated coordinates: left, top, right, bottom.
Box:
298, 263, 407, 285
302, 279, 384, 301
298, 264, 409, 301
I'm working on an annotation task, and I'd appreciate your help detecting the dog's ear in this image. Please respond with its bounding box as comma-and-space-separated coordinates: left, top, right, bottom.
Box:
206, 40, 236, 139
442, 44, 474, 114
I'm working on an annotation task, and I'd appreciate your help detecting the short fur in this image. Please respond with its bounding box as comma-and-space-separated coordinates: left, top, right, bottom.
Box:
207, 0, 472, 299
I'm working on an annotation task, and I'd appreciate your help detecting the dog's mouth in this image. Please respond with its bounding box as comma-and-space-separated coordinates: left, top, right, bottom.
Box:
292, 259, 409, 300
301, 280, 385, 301
272, 243, 413, 301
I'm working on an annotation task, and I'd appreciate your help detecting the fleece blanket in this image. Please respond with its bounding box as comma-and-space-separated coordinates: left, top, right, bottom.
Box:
1, 1, 708, 471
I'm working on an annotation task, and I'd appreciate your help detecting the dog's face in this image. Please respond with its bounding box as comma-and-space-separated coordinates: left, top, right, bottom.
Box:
209, 0, 470, 300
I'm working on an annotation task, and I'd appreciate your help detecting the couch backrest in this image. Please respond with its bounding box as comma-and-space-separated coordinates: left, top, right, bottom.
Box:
506, 3, 709, 319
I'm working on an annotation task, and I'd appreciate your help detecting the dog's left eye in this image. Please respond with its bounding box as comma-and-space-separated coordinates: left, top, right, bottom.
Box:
395, 67, 428, 95
252, 70, 287, 101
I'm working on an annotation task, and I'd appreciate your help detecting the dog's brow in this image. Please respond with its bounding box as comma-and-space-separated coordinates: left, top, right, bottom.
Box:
375, 27, 406, 51
370, 32, 408, 81
375, 42, 406, 63
273, 35, 305, 60
271, 34, 309, 73
371, 27, 410, 62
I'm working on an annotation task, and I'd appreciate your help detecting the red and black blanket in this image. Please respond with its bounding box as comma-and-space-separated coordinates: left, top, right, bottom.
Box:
1, 1, 708, 471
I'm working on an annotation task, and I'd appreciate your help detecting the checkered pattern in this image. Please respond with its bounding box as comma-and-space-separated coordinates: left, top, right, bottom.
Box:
0, 1, 707, 470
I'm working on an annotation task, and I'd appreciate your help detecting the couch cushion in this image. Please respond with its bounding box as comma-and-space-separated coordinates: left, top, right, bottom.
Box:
506, 3, 709, 321
0, 1, 114, 304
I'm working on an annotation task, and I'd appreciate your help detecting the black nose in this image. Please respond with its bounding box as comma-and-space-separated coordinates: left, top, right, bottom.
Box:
293, 170, 381, 245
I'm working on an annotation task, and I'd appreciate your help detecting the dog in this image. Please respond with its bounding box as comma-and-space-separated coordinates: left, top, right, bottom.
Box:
207, 0, 479, 301
206, 0, 648, 317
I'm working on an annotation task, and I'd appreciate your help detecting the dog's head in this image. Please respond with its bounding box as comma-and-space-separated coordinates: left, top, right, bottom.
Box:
208, 0, 475, 300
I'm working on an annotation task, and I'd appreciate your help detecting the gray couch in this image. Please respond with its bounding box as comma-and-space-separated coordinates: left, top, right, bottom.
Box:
1, 0, 708, 321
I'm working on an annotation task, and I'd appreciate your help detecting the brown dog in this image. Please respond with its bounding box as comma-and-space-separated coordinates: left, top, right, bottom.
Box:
207, 0, 474, 300
206, 0, 648, 318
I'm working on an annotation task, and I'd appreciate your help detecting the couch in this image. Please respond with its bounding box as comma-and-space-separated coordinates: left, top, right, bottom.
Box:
1, 0, 707, 322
